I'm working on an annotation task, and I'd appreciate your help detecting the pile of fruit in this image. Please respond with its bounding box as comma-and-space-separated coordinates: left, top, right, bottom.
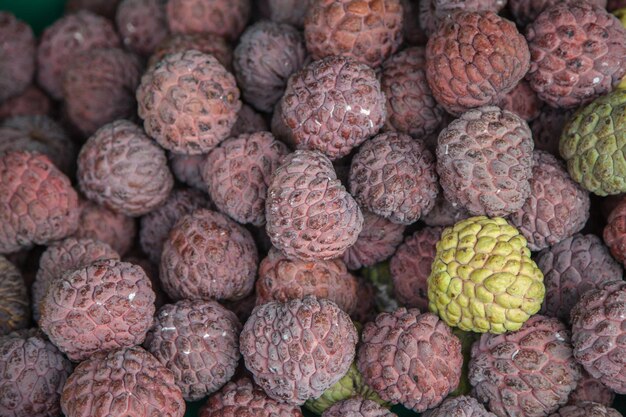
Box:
1, 0, 625, 416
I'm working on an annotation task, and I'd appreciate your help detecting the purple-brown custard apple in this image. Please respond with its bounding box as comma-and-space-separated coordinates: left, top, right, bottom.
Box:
568, 370, 615, 407
73, 199, 136, 256
166, 0, 250, 41
0, 12, 35, 102
322, 397, 395, 417
115, 0, 169, 56
148, 33, 233, 71
497, 80, 543, 122
549, 402, 622, 417
419, 0, 508, 34
603, 196, 626, 266
423, 395, 497, 417
0, 256, 29, 336
357, 309, 462, 412
259, 0, 312, 27
240, 296, 358, 405
266, 150, 364, 261
0, 86, 51, 121
509, 0, 608, 27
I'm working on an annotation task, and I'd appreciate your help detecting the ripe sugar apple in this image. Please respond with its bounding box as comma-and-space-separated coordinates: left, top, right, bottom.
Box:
560, 89, 626, 196
321, 397, 395, 417
166, 0, 250, 41
549, 402, 622, 417
428, 216, 545, 334
149, 33, 233, 70
423, 395, 496, 417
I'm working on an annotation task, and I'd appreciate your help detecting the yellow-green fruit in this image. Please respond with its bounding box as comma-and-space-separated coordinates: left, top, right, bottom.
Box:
304, 363, 387, 415
427, 216, 544, 334
617, 9, 626, 90
560, 89, 626, 196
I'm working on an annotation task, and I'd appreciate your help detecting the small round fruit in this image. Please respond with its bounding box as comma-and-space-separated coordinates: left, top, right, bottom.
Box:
148, 33, 233, 70
549, 402, 621, 417
423, 395, 496, 417
419, 0, 508, 33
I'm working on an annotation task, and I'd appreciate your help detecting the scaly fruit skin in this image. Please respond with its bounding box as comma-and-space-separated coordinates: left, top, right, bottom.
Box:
304, 363, 387, 415
436, 107, 534, 217
39, 260, 156, 362
61, 346, 185, 417
531, 107, 575, 157
419, 0, 508, 34
231, 104, 269, 136
561, 90, 626, 196
604, 196, 626, 265
0, 151, 79, 254
390, 227, 442, 311
73, 199, 136, 256
537, 234, 622, 324
63, 48, 143, 137
568, 370, 615, 406
509, 0, 607, 27
234, 21, 308, 113
0, 12, 35, 102
423, 395, 496, 417
509, 151, 590, 251
0, 86, 51, 121
148, 33, 233, 70
342, 211, 405, 270
0, 115, 75, 176
37, 11, 121, 99
422, 193, 470, 227
77, 120, 174, 217
137, 50, 241, 155
350, 132, 439, 225
381, 47, 444, 138
240, 296, 358, 405
526, 2, 626, 109
166, 0, 250, 41
32, 237, 120, 322
549, 402, 622, 417
428, 216, 545, 334
160, 209, 258, 301
0, 257, 29, 336
116, 0, 168, 56
321, 397, 395, 417
144, 300, 241, 401
139, 188, 210, 264
469, 315, 582, 417
278, 56, 385, 160
200, 377, 303, 417
0, 330, 73, 417
256, 247, 359, 314
497, 81, 542, 122
304, 0, 403, 68
357, 309, 462, 412
425, 11, 530, 115
203, 132, 290, 226
266, 150, 364, 261
570, 280, 626, 394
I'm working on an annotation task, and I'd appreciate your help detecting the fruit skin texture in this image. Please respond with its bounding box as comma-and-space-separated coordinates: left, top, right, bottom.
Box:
148, 33, 233, 71
422, 395, 496, 417
0, 12, 35, 102
0, 330, 73, 417
240, 296, 358, 405
78, 120, 174, 217
304, 363, 387, 415
509, 151, 590, 251
304, 0, 403, 68
139, 188, 210, 264
425, 11, 530, 115
561, 90, 626, 196
234, 21, 308, 113
497, 80, 543, 122
256, 247, 359, 314
549, 402, 621, 417
144, 300, 241, 401
428, 216, 545, 334
278, 56, 385, 160
509, 0, 607, 27
568, 370, 615, 406
536, 233, 622, 324
436, 107, 534, 217
570, 280, 626, 394
166, 0, 250, 41
321, 397, 395, 417
39, 259, 156, 362
0, 256, 29, 336
32, 237, 120, 322
469, 315, 581, 417
116, 0, 169, 56
0, 115, 75, 176
61, 346, 185, 417
160, 208, 258, 301
342, 211, 405, 270
390, 227, 442, 311
526, 2, 626, 109
381, 46, 445, 138
0, 151, 79, 254
266, 150, 363, 261
419, 0, 508, 34
203, 132, 290, 226
37, 11, 121, 100
200, 377, 303, 417
350, 132, 438, 225
137, 50, 241, 155
0, 86, 52, 121
357, 309, 462, 412
73, 199, 136, 256
63, 48, 144, 137
604, 197, 626, 265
